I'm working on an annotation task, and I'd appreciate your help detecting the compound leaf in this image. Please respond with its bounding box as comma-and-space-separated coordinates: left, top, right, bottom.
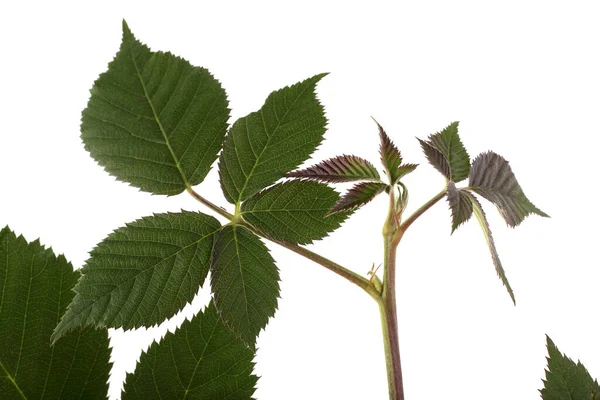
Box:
327, 182, 387, 216
469, 151, 549, 227
446, 181, 473, 233
211, 225, 280, 349
241, 180, 350, 244
285, 155, 380, 183
219, 74, 327, 204
419, 121, 470, 182
81, 21, 229, 195
0, 227, 111, 399
122, 301, 257, 399
464, 192, 515, 305
541, 336, 600, 400
53, 212, 220, 341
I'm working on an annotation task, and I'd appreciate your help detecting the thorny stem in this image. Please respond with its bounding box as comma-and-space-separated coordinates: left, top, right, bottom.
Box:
186, 187, 380, 300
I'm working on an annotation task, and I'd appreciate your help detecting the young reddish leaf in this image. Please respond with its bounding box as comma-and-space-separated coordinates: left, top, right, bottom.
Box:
327, 182, 387, 216
418, 122, 470, 182
464, 192, 515, 304
418, 138, 450, 178
468, 151, 549, 227
374, 120, 417, 184
541, 336, 600, 400
285, 155, 380, 182
447, 181, 473, 233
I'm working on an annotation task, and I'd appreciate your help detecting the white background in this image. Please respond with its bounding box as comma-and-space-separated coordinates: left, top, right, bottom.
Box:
1, 1, 598, 399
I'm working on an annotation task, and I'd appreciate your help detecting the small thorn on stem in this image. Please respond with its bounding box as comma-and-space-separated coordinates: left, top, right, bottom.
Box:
367, 263, 382, 285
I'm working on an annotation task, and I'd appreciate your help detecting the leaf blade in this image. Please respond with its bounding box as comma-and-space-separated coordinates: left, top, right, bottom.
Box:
285, 155, 380, 182
211, 225, 280, 348
0, 227, 111, 399
419, 122, 470, 182
218, 74, 328, 204
122, 301, 257, 399
53, 211, 220, 341
81, 21, 229, 195
327, 182, 387, 215
446, 182, 473, 233
541, 336, 600, 400
241, 180, 350, 244
468, 151, 549, 227
463, 192, 515, 304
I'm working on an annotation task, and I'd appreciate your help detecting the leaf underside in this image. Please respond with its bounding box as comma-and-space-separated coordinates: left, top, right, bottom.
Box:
53, 211, 220, 341
286, 155, 380, 182
0, 227, 111, 399
327, 182, 387, 215
464, 192, 515, 305
218, 74, 328, 204
541, 336, 600, 400
419, 121, 470, 182
469, 151, 549, 227
81, 21, 230, 195
122, 301, 257, 399
446, 181, 473, 233
211, 225, 280, 349
241, 180, 351, 244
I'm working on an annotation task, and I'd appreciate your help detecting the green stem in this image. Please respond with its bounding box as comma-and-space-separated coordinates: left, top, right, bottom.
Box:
186, 187, 379, 300
379, 187, 446, 399
380, 188, 405, 400
399, 188, 447, 232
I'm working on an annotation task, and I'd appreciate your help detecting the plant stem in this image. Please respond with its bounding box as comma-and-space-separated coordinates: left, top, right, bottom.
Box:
186, 187, 235, 220
379, 187, 446, 399
380, 189, 405, 400
186, 187, 380, 300
399, 188, 447, 232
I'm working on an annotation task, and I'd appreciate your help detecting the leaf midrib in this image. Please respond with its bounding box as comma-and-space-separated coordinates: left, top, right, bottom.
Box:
128, 41, 189, 190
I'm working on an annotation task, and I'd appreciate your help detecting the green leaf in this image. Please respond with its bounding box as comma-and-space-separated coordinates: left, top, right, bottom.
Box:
468, 151, 549, 227
53, 211, 220, 342
541, 335, 600, 400
0, 227, 111, 399
81, 21, 229, 195
285, 155, 380, 182
122, 301, 257, 399
241, 180, 350, 244
218, 74, 328, 204
463, 192, 515, 304
211, 225, 280, 348
375, 120, 418, 184
446, 181, 473, 233
327, 182, 387, 216
418, 121, 470, 182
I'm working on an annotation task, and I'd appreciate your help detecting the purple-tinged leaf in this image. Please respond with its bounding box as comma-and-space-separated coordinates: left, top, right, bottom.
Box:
418, 122, 470, 182
374, 120, 417, 184
418, 138, 450, 178
464, 191, 515, 305
468, 151, 549, 228
447, 181, 473, 233
327, 182, 387, 216
285, 155, 380, 182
